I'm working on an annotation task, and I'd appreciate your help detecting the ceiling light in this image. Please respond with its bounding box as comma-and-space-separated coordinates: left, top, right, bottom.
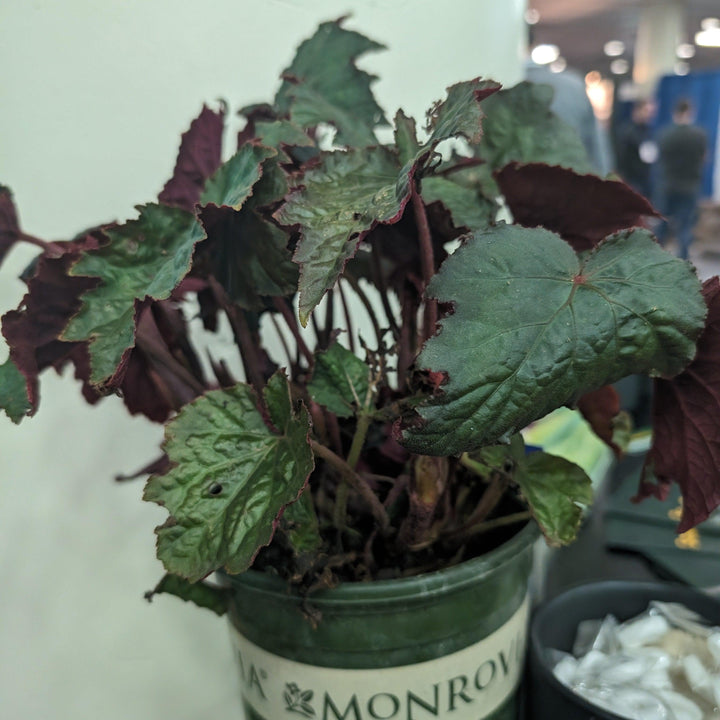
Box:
695, 27, 720, 47
674, 61, 690, 75
610, 59, 630, 75
604, 40, 625, 57
531, 44, 560, 65
701, 17, 720, 30
550, 57, 567, 73
524, 8, 540, 25
676, 43, 696, 59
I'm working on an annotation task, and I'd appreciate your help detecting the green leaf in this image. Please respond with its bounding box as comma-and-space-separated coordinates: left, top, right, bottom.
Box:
144, 373, 314, 582
202, 159, 298, 310
277, 79, 497, 325
254, 120, 315, 163
402, 223, 706, 455
0, 357, 30, 423
308, 342, 371, 418
421, 176, 494, 231
397, 78, 499, 199
145, 574, 230, 616
200, 144, 277, 209
393, 110, 421, 166
474, 82, 593, 173
514, 451, 593, 546
276, 146, 406, 325
283, 488, 322, 558
62, 204, 204, 384
275, 20, 388, 147
426, 78, 499, 147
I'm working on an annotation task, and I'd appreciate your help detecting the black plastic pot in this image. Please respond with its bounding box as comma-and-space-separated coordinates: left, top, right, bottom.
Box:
527, 580, 720, 720
225, 522, 538, 720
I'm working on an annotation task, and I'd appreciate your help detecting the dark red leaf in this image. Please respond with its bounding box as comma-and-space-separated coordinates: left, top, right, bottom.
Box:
2, 233, 103, 411
496, 163, 659, 251
119, 301, 207, 422
158, 104, 225, 211
577, 385, 623, 457
638, 276, 720, 532
236, 104, 277, 148
208, 355, 237, 388
0, 185, 20, 268
115, 454, 170, 482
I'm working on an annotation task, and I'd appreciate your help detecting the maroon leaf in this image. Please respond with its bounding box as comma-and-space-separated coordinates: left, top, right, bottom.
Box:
158, 104, 225, 211
115, 454, 171, 482
2, 233, 103, 411
496, 163, 659, 251
120, 301, 207, 423
638, 277, 720, 531
236, 104, 277, 148
577, 385, 624, 457
0, 185, 20, 269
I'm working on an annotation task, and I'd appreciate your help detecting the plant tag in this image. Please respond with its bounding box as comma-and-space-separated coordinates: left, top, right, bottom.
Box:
231, 595, 528, 720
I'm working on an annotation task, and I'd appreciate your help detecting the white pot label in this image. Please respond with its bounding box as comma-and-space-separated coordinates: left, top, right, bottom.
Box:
231, 594, 528, 720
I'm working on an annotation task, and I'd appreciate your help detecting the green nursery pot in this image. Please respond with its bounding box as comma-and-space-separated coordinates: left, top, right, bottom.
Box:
225, 522, 538, 720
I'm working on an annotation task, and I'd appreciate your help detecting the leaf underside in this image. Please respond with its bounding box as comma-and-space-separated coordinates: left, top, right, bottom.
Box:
402, 223, 706, 456
640, 277, 720, 531
158, 104, 225, 212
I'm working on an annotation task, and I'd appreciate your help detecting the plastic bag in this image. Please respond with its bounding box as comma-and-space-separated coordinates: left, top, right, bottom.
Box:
552, 601, 720, 719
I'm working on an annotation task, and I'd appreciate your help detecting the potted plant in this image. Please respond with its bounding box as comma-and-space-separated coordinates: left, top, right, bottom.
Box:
2, 18, 719, 720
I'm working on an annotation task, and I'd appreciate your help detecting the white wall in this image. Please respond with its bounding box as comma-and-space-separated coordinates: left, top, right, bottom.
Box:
0, 2, 527, 718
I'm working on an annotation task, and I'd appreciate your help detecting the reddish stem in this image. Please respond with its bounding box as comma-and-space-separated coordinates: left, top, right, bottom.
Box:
337, 281, 356, 355
10, 231, 65, 257
209, 277, 264, 393
273, 297, 314, 367
411, 180, 437, 342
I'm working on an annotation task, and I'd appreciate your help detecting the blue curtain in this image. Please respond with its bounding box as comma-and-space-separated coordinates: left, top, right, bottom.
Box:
654, 69, 720, 199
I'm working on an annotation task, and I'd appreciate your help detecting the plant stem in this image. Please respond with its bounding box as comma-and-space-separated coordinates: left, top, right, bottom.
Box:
411, 180, 437, 342
397, 286, 415, 389
268, 312, 294, 370
273, 297, 314, 366
460, 511, 532, 541
209, 278, 265, 393
309, 440, 390, 530
11, 231, 65, 257
343, 274, 384, 348
323, 288, 335, 348
370, 244, 399, 338
459, 453, 489, 478
465, 472, 509, 528
346, 411, 372, 471
135, 324, 207, 397
337, 281, 356, 355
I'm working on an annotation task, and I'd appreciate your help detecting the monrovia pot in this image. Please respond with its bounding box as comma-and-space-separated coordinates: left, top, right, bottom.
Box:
225, 522, 538, 720
528, 580, 720, 720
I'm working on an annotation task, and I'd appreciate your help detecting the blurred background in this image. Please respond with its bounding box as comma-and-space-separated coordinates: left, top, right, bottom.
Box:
1, 1, 719, 719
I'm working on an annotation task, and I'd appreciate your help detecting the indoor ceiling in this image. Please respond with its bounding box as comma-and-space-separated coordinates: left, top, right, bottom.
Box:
528, 0, 720, 80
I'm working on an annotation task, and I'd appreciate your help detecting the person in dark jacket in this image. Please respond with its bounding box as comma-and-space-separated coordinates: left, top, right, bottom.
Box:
615, 98, 656, 199
656, 98, 707, 260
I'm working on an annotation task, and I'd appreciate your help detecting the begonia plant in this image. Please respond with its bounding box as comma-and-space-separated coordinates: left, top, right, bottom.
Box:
2, 20, 718, 609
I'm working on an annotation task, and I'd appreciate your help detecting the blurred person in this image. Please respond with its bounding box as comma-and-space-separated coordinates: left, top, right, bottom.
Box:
656, 98, 707, 260
525, 60, 613, 175
614, 98, 657, 199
